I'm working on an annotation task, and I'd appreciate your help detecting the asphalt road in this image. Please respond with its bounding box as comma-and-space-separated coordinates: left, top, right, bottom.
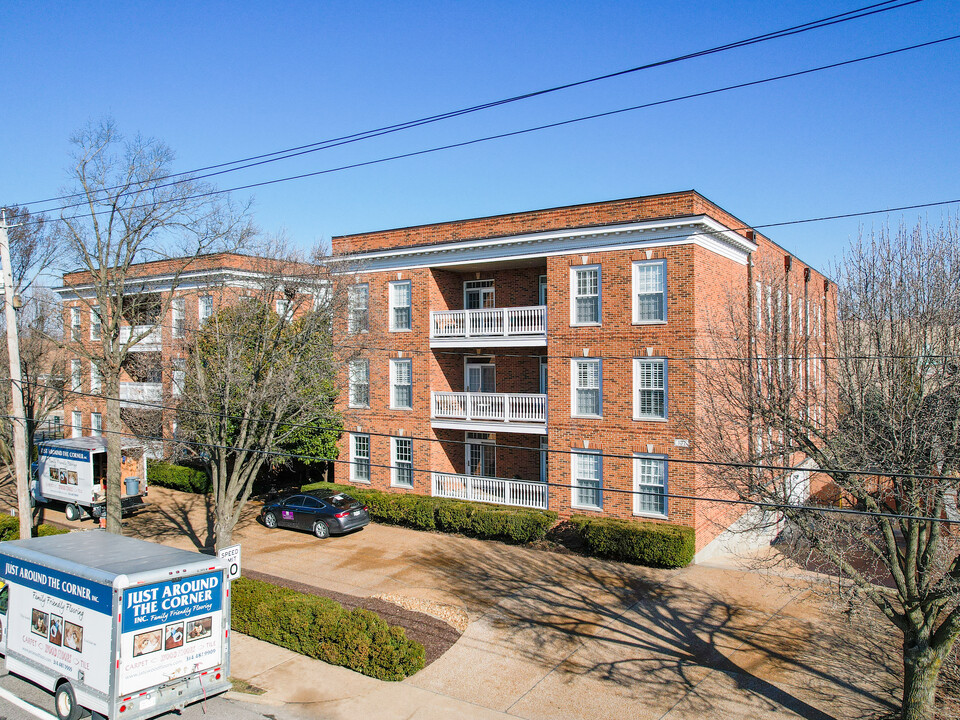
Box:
0, 661, 292, 720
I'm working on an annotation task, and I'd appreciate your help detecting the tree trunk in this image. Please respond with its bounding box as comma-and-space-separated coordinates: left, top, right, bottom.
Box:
902, 638, 944, 720
213, 500, 234, 553
104, 375, 123, 534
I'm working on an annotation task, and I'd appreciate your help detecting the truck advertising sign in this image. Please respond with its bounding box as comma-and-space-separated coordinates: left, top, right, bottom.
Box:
118, 571, 224, 695
37, 444, 95, 504
0, 554, 112, 694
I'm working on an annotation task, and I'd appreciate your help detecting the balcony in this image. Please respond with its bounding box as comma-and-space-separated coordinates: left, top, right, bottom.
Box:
119, 325, 162, 351
431, 391, 547, 434
430, 306, 546, 347
119, 382, 163, 408
432, 472, 549, 510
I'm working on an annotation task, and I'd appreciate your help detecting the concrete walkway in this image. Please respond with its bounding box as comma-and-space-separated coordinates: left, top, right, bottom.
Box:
23, 485, 900, 719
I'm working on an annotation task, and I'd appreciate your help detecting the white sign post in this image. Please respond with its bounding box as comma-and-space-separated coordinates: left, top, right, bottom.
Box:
218, 544, 241, 580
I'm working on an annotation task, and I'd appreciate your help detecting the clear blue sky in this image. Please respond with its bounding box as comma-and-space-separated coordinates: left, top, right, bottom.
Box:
3, 0, 959, 272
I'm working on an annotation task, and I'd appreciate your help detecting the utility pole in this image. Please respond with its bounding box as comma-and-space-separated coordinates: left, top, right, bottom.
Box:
0, 212, 32, 539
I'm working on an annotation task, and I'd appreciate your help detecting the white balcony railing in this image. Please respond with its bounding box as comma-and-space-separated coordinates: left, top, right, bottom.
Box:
119, 382, 163, 407
119, 325, 162, 348
432, 472, 549, 510
430, 306, 546, 341
432, 391, 546, 425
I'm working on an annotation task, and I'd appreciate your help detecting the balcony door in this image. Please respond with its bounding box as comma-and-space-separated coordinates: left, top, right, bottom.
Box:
464, 280, 495, 310
465, 358, 495, 393
466, 432, 496, 478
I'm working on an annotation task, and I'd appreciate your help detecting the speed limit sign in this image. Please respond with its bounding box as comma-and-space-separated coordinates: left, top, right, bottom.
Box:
218, 544, 241, 580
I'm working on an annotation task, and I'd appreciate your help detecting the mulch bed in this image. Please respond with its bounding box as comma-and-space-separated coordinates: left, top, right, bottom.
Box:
244, 569, 461, 667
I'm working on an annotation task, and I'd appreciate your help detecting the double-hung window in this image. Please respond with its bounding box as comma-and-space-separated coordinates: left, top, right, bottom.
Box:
172, 297, 185, 338
571, 266, 600, 325
70, 359, 82, 393
347, 284, 369, 333
390, 358, 412, 409
70, 308, 81, 342
348, 360, 370, 408
634, 358, 667, 419
632, 260, 666, 323
172, 359, 186, 397
90, 309, 102, 341
572, 450, 602, 510
71, 411, 82, 438
351, 433, 370, 483
572, 359, 601, 417
91, 412, 103, 437
389, 281, 412, 331
90, 362, 102, 394
198, 295, 213, 325
634, 455, 667, 516
392, 437, 413, 487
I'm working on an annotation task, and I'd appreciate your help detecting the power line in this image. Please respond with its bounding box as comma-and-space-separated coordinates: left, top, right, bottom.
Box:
41, 417, 960, 526
36, 379, 960, 484
12, 0, 921, 211
18, 33, 960, 226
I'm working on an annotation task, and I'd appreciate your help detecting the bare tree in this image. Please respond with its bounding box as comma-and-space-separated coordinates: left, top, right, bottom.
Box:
698, 221, 960, 720
0, 205, 60, 533
56, 120, 254, 534
173, 245, 344, 550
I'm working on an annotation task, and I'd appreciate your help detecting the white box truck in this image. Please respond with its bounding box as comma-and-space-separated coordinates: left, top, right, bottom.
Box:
34, 437, 148, 522
0, 532, 231, 719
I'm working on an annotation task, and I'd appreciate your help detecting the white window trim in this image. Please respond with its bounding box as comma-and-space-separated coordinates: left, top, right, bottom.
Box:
391, 437, 413, 488
71, 411, 82, 439
631, 259, 667, 325
199, 295, 213, 324
70, 359, 82, 393
571, 449, 602, 511
89, 309, 102, 341
347, 284, 370, 334
633, 454, 668, 518
570, 358, 602, 419
388, 280, 412, 332
390, 358, 413, 410
91, 412, 103, 437
90, 362, 102, 395
350, 433, 371, 484
569, 265, 601, 326
633, 358, 668, 421
172, 297, 185, 338
348, 360, 370, 409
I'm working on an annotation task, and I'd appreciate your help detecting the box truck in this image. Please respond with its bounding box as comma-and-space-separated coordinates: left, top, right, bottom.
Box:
34, 437, 148, 522
0, 532, 231, 720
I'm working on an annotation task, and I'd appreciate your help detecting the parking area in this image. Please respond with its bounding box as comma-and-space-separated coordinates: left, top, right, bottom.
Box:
23, 485, 900, 719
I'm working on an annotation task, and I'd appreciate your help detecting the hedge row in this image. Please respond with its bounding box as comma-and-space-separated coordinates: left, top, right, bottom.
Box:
146, 460, 211, 493
231, 577, 424, 680
569, 515, 694, 568
0, 515, 70, 541
301, 482, 557, 544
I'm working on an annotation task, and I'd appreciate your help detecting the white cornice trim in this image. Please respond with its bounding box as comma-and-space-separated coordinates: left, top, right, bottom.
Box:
332, 216, 756, 273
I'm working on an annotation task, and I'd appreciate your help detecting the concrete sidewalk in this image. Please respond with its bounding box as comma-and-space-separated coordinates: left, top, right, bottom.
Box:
15, 483, 901, 719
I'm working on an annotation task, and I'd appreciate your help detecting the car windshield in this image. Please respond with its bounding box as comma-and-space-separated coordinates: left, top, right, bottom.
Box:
325, 493, 357, 509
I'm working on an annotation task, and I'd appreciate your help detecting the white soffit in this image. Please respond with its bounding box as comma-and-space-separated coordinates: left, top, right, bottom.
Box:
334, 215, 756, 272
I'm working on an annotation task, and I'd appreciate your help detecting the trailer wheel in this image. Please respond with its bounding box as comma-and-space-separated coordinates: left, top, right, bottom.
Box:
54, 680, 82, 720
64, 504, 81, 522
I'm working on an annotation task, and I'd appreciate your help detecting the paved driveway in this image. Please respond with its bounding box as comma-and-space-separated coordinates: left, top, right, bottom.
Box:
31, 486, 900, 720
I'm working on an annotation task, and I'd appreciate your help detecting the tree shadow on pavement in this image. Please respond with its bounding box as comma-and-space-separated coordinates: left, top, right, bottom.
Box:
125, 490, 260, 553
416, 541, 899, 720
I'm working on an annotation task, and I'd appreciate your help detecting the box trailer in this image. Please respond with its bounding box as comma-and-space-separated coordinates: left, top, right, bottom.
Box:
0, 532, 231, 720
34, 437, 148, 522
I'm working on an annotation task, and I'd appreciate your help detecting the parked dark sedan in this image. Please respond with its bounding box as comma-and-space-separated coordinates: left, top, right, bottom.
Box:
260, 491, 370, 538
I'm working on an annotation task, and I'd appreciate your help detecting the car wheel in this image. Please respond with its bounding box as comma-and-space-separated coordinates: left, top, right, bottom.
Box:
55, 681, 82, 720
64, 504, 81, 522
313, 520, 330, 539
263, 511, 278, 529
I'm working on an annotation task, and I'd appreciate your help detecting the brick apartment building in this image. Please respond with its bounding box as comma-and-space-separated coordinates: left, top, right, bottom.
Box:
56, 252, 319, 458
331, 191, 832, 557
